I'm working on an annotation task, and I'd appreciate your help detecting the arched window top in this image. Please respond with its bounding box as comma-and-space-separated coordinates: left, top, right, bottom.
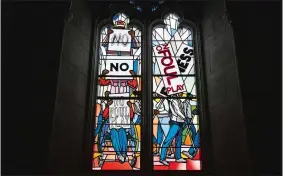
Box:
151, 11, 197, 38
151, 11, 201, 171
93, 11, 143, 170
152, 12, 193, 48
99, 12, 142, 50
92, 9, 203, 171
163, 13, 180, 29
112, 13, 130, 28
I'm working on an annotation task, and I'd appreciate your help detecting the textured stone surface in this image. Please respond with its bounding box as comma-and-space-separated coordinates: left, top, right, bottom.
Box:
209, 27, 235, 73
56, 60, 88, 107
206, 69, 227, 108
63, 23, 90, 52
49, 0, 92, 173
50, 99, 85, 167
201, 0, 250, 173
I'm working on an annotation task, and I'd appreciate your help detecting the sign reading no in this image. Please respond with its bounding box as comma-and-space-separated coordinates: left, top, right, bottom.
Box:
108, 29, 131, 52
105, 56, 134, 79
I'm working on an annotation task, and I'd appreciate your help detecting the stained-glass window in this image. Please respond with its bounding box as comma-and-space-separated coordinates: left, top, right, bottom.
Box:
152, 13, 201, 170
92, 10, 203, 172
92, 13, 142, 170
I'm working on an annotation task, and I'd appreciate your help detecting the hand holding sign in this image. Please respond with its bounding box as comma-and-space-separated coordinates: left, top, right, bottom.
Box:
98, 70, 111, 86
127, 70, 138, 89
127, 100, 132, 107
107, 100, 113, 106
153, 109, 159, 115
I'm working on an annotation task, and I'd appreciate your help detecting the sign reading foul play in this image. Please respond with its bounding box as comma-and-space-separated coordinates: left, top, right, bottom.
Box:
153, 43, 187, 95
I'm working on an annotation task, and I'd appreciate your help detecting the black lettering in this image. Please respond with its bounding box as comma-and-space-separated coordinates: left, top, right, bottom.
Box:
183, 47, 190, 54
122, 34, 128, 45
110, 33, 129, 46
110, 34, 120, 46
179, 48, 193, 73
189, 49, 194, 57
180, 54, 191, 62
183, 48, 194, 57
110, 63, 119, 71
177, 59, 189, 73
120, 63, 129, 71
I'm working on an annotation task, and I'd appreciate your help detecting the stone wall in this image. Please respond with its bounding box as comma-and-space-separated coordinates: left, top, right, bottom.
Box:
201, 0, 250, 174
48, 0, 93, 173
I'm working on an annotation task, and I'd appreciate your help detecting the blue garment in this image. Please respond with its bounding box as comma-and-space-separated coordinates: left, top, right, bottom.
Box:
153, 122, 162, 144
186, 118, 200, 156
153, 136, 157, 143
133, 114, 141, 125
160, 121, 183, 161
187, 118, 200, 148
98, 120, 110, 152
130, 114, 143, 151
110, 128, 127, 155
157, 122, 163, 144
128, 114, 141, 151
133, 59, 138, 76
128, 125, 136, 151
157, 117, 170, 145
94, 114, 103, 137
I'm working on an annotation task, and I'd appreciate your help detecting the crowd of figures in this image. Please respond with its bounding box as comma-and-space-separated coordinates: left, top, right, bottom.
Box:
152, 92, 200, 166
93, 69, 142, 169
93, 12, 201, 170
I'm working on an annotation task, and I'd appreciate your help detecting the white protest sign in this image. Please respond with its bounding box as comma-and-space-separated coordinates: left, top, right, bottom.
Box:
174, 43, 194, 74
165, 29, 194, 75
105, 56, 133, 79
109, 100, 131, 129
108, 29, 131, 52
153, 43, 187, 95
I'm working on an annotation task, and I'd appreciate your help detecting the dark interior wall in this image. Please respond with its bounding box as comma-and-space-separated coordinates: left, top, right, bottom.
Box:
2, 0, 281, 175
229, 2, 282, 174
2, 2, 69, 174
48, 0, 93, 173
201, 0, 250, 174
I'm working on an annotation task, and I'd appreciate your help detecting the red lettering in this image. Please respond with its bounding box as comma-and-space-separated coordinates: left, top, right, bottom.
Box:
164, 66, 177, 75
162, 43, 169, 50
156, 44, 179, 87
156, 44, 169, 52
166, 84, 185, 94
161, 57, 173, 66
156, 46, 162, 51
158, 49, 172, 58
177, 84, 185, 91
172, 87, 179, 92
166, 87, 172, 94
166, 75, 177, 85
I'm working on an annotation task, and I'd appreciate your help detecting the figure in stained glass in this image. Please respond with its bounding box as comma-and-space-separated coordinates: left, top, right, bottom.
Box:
93, 13, 142, 170
152, 13, 201, 170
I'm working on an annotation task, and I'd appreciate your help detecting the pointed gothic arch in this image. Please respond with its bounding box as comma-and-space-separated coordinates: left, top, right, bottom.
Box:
88, 4, 209, 173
